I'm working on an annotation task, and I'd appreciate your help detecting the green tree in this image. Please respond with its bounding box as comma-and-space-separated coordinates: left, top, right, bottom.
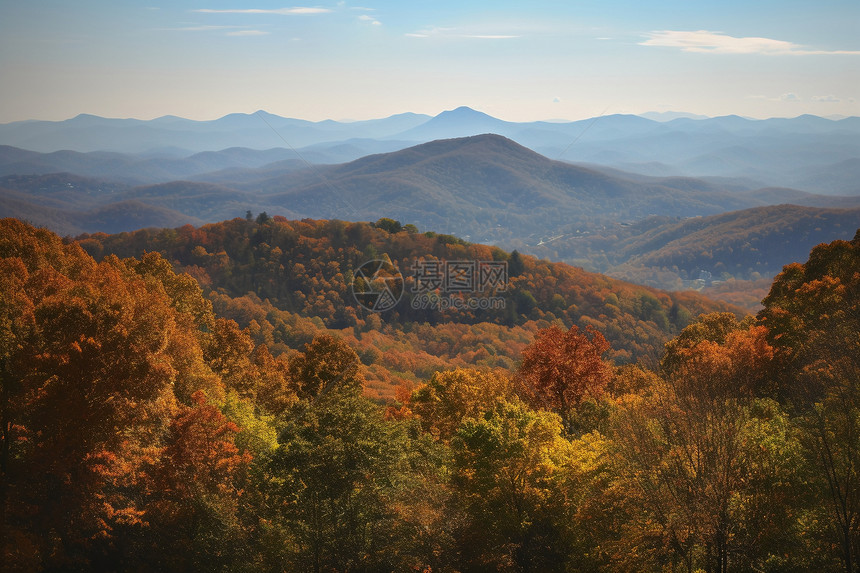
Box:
287, 334, 361, 401
451, 399, 573, 572
374, 217, 402, 234
760, 233, 860, 572
410, 368, 513, 440
262, 394, 416, 572
508, 250, 525, 278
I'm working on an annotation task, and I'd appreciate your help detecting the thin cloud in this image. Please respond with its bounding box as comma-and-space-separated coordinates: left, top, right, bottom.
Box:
358, 14, 381, 26
194, 7, 332, 15
162, 25, 244, 32
812, 95, 841, 103
405, 26, 451, 38
641, 30, 860, 55
227, 30, 269, 36
406, 27, 520, 40
464, 34, 520, 40
748, 93, 810, 103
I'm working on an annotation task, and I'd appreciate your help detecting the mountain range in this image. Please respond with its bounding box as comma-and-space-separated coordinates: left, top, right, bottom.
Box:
2, 107, 858, 308
2, 132, 858, 310
2, 107, 858, 195
4, 134, 858, 241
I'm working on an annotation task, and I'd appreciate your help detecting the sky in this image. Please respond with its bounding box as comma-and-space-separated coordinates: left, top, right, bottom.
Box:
1, 0, 858, 123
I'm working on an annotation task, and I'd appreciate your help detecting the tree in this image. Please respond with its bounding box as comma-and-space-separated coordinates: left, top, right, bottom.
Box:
142, 391, 253, 572
250, 344, 296, 416
262, 393, 414, 572
287, 334, 361, 401
451, 399, 573, 572
612, 314, 807, 573
508, 250, 525, 278
0, 258, 37, 570
760, 233, 860, 572
0, 220, 287, 570
0, 253, 183, 568
660, 312, 750, 376
410, 368, 512, 440
374, 217, 402, 234
206, 317, 257, 400
516, 324, 612, 434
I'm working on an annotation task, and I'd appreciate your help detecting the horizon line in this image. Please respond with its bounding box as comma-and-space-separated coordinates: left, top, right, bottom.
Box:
2, 107, 856, 126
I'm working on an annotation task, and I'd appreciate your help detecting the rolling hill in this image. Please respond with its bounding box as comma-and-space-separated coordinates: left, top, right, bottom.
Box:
209, 135, 860, 249
526, 204, 860, 309
2, 135, 858, 291
74, 215, 745, 382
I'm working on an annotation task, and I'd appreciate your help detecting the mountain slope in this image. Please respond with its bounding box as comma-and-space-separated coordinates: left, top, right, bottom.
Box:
76, 216, 744, 376
626, 205, 860, 275
527, 204, 860, 309
228, 134, 815, 244
0, 187, 201, 236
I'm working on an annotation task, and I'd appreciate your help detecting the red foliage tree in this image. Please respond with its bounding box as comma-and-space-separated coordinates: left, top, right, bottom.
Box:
516, 324, 611, 431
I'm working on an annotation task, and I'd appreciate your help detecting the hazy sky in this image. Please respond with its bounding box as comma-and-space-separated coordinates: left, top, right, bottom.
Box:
1, 0, 858, 123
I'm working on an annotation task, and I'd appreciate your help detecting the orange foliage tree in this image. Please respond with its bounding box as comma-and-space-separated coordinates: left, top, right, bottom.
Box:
759, 232, 860, 571
516, 324, 612, 433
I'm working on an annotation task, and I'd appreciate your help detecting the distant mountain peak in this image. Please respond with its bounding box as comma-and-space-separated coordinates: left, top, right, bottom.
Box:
639, 111, 710, 122
390, 107, 510, 140
448, 105, 483, 114
340, 133, 547, 174
254, 110, 286, 119
435, 106, 499, 121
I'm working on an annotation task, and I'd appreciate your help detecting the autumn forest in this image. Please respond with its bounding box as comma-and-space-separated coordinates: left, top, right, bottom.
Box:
1, 215, 859, 573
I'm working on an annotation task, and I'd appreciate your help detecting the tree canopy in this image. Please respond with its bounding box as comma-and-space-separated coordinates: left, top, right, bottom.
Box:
1, 218, 858, 572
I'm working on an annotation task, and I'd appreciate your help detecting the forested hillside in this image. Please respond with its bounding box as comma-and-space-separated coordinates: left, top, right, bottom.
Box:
532, 204, 860, 309
2, 217, 859, 571
543, 204, 860, 277
2, 136, 857, 314
76, 215, 740, 396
